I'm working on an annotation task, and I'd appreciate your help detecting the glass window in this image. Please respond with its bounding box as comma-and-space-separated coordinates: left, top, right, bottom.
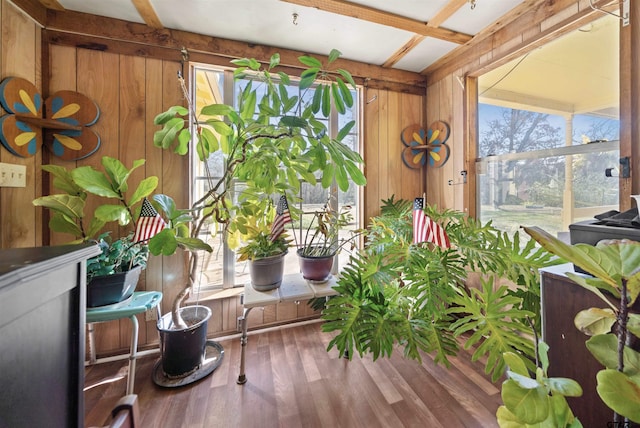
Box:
477, 104, 620, 238
191, 65, 362, 289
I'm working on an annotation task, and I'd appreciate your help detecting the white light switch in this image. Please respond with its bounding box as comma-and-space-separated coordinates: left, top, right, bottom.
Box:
0, 162, 27, 187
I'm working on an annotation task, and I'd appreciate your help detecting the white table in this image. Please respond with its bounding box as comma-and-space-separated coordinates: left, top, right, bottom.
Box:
236, 272, 338, 384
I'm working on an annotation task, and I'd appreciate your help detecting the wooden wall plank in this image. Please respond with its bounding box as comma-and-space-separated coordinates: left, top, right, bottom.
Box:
0, 0, 41, 249
363, 87, 380, 220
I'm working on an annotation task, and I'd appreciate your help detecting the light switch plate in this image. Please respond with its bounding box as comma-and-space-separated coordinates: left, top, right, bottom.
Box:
0, 162, 27, 187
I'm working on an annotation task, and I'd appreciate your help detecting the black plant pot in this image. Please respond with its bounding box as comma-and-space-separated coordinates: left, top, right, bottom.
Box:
87, 265, 142, 307
297, 248, 335, 282
157, 305, 211, 378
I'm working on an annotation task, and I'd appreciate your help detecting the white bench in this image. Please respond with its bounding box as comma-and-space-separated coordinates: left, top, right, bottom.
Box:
236, 272, 338, 384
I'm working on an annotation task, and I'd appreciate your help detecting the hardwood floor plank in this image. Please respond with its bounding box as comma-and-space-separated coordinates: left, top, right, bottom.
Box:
85, 322, 502, 427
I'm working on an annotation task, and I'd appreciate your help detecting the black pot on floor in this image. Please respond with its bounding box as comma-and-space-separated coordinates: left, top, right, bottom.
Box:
157, 305, 211, 378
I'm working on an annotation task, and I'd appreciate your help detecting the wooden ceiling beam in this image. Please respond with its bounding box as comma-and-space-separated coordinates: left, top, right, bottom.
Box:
280, 0, 472, 44
427, 0, 468, 28
44, 9, 426, 90
36, 0, 64, 11
131, 0, 163, 29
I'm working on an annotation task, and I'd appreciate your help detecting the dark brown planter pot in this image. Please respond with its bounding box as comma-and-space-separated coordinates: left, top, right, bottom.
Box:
297, 248, 335, 282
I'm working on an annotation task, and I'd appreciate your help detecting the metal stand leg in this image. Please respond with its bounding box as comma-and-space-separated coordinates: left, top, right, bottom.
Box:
236, 306, 254, 384
87, 322, 97, 364
126, 314, 139, 395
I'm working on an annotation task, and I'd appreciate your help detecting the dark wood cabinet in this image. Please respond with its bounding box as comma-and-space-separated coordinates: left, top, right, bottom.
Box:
0, 243, 100, 428
541, 264, 618, 427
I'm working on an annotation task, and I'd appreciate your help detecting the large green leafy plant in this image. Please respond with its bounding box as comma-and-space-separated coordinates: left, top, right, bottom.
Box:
523, 226, 640, 425
153, 49, 366, 326
322, 197, 558, 381
33, 157, 212, 318
153, 49, 366, 246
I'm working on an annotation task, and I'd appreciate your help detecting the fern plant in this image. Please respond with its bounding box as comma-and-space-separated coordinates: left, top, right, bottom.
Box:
322, 196, 559, 381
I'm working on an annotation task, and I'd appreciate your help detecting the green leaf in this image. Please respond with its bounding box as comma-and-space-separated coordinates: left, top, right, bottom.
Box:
280, 115, 307, 128
331, 82, 345, 114
148, 228, 178, 256
311, 87, 323, 114
322, 84, 331, 117
33, 194, 84, 220
574, 308, 616, 336
629, 314, 640, 338
596, 369, 640, 422
48, 212, 83, 237
336, 77, 354, 107
176, 236, 213, 252
154, 117, 186, 150
201, 103, 233, 116
71, 166, 119, 199
298, 55, 323, 68
336, 68, 357, 87
586, 334, 640, 377
502, 379, 550, 424
94, 204, 130, 226
268, 53, 280, 69
328, 48, 341, 64
42, 165, 83, 195
153, 105, 188, 124
128, 176, 158, 207
176, 128, 190, 155
299, 73, 317, 91
504, 352, 529, 376
546, 377, 583, 397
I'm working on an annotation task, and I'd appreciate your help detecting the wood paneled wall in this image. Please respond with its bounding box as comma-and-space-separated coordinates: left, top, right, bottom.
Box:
0, 0, 42, 248
363, 87, 425, 220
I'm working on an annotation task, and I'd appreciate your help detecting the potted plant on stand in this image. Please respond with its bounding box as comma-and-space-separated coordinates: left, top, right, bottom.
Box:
33, 156, 163, 307
234, 199, 292, 291
151, 49, 366, 384
297, 198, 357, 282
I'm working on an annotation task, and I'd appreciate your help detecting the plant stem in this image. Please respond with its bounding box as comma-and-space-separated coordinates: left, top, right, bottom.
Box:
613, 277, 629, 425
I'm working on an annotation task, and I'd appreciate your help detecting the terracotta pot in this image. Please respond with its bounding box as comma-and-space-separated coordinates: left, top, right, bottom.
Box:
297, 248, 335, 282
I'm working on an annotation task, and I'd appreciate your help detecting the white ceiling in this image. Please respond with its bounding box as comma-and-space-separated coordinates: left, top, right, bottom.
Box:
479, 14, 619, 118
51, 0, 525, 74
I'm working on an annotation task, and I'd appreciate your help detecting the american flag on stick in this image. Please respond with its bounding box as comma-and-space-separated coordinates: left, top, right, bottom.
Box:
270, 195, 291, 241
413, 197, 451, 249
132, 198, 167, 243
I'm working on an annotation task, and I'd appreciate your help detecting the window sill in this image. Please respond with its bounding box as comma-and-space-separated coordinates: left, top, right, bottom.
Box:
185, 287, 244, 304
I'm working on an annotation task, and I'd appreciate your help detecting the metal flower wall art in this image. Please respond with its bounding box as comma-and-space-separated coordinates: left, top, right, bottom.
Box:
401, 121, 450, 169
0, 77, 100, 160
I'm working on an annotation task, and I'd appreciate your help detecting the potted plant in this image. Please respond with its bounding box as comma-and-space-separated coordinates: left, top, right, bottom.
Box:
150, 49, 366, 381
234, 205, 291, 291
321, 196, 559, 380
296, 198, 357, 282
32, 156, 164, 307
518, 226, 640, 425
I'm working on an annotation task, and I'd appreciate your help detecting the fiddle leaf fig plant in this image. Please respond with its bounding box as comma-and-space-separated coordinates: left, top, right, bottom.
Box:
523, 226, 640, 425
497, 342, 583, 427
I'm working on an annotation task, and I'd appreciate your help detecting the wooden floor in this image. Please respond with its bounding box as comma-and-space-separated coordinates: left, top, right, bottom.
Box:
84, 321, 503, 427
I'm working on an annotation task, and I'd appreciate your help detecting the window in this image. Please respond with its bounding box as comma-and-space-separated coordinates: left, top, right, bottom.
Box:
476, 15, 619, 239
191, 64, 362, 289
476, 105, 620, 238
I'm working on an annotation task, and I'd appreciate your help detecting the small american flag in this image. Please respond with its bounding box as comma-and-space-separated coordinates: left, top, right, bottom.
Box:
270, 195, 291, 241
413, 197, 451, 249
132, 198, 167, 243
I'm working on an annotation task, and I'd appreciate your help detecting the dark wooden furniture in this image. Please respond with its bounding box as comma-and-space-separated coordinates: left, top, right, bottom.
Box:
541, 264, 615, 426
0, 243, 100, 428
